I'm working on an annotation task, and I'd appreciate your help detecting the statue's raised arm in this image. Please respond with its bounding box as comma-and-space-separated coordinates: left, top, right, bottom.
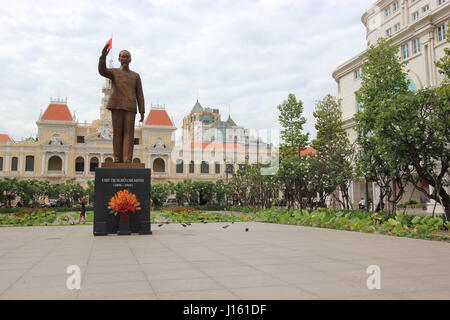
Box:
98, 43, 113, 80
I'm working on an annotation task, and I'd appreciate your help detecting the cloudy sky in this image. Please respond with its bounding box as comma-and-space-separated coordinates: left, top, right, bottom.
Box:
0, 0, 374, 144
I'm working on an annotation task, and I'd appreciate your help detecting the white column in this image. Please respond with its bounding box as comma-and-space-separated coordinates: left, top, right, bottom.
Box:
167, 155, 171, 176
64, 153, 69, 175
19, 153, 24, 173
5, 153, 10, 171
41, 153, 46, 175
429, 30, 437, 87
100, 153, 104, 164
84, 155, 89, 176
401, 1, 407, 27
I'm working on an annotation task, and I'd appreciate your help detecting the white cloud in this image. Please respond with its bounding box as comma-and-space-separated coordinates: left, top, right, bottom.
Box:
0, 0, 373, 142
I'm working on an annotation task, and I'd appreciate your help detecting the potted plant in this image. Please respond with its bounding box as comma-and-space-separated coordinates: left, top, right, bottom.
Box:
108, 190, 141, 235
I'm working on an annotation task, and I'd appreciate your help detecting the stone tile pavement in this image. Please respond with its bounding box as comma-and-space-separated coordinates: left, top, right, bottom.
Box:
0, 223, 449, 300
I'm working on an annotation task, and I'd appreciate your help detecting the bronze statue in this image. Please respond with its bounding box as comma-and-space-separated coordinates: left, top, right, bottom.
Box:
98, 44, 145, 163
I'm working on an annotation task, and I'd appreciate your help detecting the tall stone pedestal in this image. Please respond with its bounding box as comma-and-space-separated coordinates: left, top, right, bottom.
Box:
93, 167, 152, 236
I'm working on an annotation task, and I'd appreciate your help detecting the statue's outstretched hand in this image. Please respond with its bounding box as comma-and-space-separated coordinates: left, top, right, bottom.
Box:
101, 44, 110, 58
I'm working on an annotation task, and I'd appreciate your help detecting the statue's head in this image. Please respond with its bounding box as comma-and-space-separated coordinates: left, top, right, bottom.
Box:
118, 50, 131, 67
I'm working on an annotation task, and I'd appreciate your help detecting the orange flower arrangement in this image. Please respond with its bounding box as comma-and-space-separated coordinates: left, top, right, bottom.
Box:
108, 190, 141, 216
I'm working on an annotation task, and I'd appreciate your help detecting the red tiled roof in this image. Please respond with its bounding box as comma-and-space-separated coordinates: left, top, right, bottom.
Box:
0, 134, 13, 142
299, 147, 317, 155
41, 104, 73, 121
281, 146, 317, 156
145, 109, 174, 126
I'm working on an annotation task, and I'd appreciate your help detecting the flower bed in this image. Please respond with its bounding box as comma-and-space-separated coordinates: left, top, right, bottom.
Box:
250, 209, 450, 242
0, 206, 93, 214
158, 208, 449, 242
0, 211, 59, 226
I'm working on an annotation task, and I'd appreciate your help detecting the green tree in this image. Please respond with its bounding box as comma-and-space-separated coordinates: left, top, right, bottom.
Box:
277, 94, 310, 209
311, 95, 354, 209
150, 183, 171, 207
213, 180, 229, 204
0, 179, 6, 204
86, 180, 95, 203
277, 153, 309, 209
172, 180, 190, 205
15, 179, 37, 206
229, 162, 279, 208
383, 86, 450, 219
19, 180, 53, 207
0, 178, 19, 207
354, 38, 410, 213
435, 21, 450, 82
59, 178, 86, 206
278, 93, 309, 151
192, 181, 215, 205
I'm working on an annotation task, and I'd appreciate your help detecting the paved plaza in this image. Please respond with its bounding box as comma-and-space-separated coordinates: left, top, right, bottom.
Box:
0, 222, 449, 300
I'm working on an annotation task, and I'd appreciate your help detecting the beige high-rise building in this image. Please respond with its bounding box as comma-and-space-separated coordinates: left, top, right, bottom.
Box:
0, 78, 272, 188
332, 0, 449, 211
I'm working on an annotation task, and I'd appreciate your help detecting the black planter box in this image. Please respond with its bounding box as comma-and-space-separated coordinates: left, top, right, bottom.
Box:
93, 168, 152, 236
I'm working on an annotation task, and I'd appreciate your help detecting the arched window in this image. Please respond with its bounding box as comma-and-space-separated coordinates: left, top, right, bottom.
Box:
75, 157, 84, 172
90, 157, 99, 172
201, 161, 209, 174
0, 157, 3, 171
133, 158, 141, 164
153, 158, 165, 173
48, 156, 62, 171
176, 159, 184, 173
25, 156, 34, 172
189, 161, 195, 174
11, 157, 18, 171
104, 157, 113, 163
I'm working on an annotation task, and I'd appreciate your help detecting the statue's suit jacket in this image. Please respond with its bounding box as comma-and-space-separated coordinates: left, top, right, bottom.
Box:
98, 57, 145, 114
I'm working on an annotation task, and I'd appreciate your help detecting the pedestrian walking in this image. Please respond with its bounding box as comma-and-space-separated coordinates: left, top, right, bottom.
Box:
78, 198, 86, 224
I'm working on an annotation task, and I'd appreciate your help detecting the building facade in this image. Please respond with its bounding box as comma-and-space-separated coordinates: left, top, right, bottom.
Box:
0, 79, 272, 187
332, 0, 449, 210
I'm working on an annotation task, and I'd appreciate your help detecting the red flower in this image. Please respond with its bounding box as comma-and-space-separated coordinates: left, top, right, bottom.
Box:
108, 190, 141, 216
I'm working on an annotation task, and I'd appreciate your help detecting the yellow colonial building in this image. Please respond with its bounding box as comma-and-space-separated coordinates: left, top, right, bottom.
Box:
0, 79, 272, 186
